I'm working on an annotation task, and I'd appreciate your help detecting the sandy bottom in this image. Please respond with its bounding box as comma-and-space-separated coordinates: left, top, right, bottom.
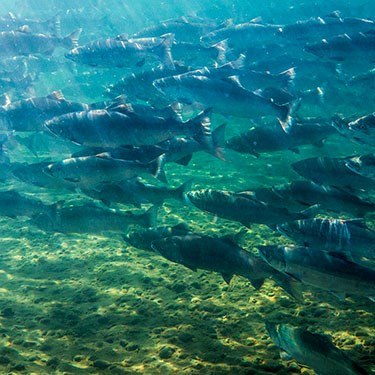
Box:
0, 202, 373, 375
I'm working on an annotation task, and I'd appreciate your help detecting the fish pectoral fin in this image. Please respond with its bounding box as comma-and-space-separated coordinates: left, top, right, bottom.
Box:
221, 273, 233, 284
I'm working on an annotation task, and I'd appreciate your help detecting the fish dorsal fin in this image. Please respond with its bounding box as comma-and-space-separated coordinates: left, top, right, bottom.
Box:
8, 12, 16, 21
115, 33, 128, 41
325, 10, 341, 18
222, 75, 246, 89
249, 16, 263, 23
18, 25, 32, 33
47, 90, 65, 101
219, 18, 233, 28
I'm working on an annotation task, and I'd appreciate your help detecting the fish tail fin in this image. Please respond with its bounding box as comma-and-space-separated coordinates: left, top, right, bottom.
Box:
190, 108, 215, 153
158, 33, 175, 70
211, 123, 226, 160
150, 154, 167, 183
142, 206, 158, 228
212, 39, 229, 65
61, 29, 81, 49
277, 102, 294, 134
46, 13, 61, 37
173, 179, 193, 201
277, 67, 296, 88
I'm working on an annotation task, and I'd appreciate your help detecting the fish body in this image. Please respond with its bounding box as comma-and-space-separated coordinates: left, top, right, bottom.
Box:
0, 29, 80, 56
45, 108, 213, 150
12, 161, 76, 190
151, 234, 279, 288
277, 218, 375, 266
200, 20, 281, 49
266, 323, 369, 375
291, 155, 375, 191
1, 91, 90, 132
44, 153, 163, 188
0, 189, 56, 218
186, 189, 316, 228
31, 204, 157, 234
0, 13, 60, 35
226, 119, 336, 156
125, 223, 192, 251
153, 74, 292, 131
65, 33, 175, 69
259, 245, 375, 299
133, 16, 226, 43
105, 64, 189, 101
250, 181, 375, 217
281, 13, 375, 41
305, 30, 375, 63
82, 178, 190, 207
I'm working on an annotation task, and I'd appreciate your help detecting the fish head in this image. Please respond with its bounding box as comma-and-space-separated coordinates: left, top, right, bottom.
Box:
151, 237, 183, 263
304, 41, 326, 58
257, 245, 287, 272
153, 76, 195, 104
64, 47, 80, 62
276, 222, 300, 239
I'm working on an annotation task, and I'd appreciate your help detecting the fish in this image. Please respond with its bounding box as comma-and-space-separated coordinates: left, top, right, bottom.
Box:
280, 11, 375, 41
225, 118, 337, 157
151, 233, 300, 296
0, 189, 57, 219
277, 218, 375, 267
125, 223, 192, 251
105, 64, 190, 102
200, 19, 282, 49
185, 189, 318, 228
44, 107, 215, 153
81, 178, 191, 207
246, 181, 375, 217
258, 244, 375, 300
153, 74, 293, 132
71, 145, 166, 164
44, 153, 165, 189
65, 33, 175, 69
0, 29, 80, 56
194, 55, 296, 90
31, 204, 157, 235
132, 16, 229, 43
332, 113, 375, 146
291, 155, 375, 192
0, 12, 61, 35
11, 161, 76, 191
0, 91, 90, 132
345, 153, 375, 180
266, 322, 369, 375
305, 30, 375, 63
158, 123, 226, 164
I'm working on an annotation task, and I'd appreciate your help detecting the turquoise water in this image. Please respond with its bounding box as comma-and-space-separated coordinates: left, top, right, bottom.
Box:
0, 1, 374, 374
